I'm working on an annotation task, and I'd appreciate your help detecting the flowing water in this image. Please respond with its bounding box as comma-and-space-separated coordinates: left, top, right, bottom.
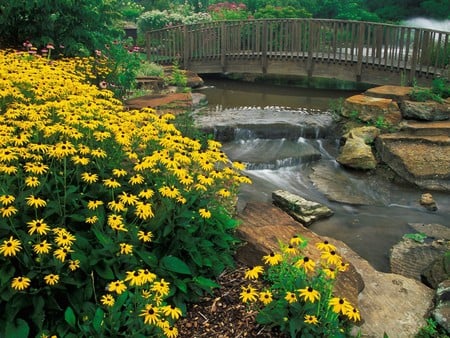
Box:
195, 78, 450, 272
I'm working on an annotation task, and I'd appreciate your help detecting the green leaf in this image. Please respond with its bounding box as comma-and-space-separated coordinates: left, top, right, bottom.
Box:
92, 227, 112, 246
5, 318, 29, 338
94, 261, 115, 280
64, 306, 76, 328
161, 256, 192, 275
193, 276, 220, 290
174, 279, 188, 293
92, 308, 104, 333
32, 296, 45, 332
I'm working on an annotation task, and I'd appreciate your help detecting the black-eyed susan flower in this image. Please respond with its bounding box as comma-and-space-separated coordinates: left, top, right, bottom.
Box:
321, 250, 342, 266
91, 148, 107, 158
316, 240, 336, 252
1, 205, 18, 217
232, 161, 246, 170
137, 230, 153, 242
101, 294, 115, 307
85, 216, 98, 224
298, 286, 320, 303
163, 326, 178, 338
304, 314, 319, 325
68, 259, 80, 271
244, 266, 264, 280
53, 246, 74, 262
112, 168, 127, 177
289, 235, 303, 246
25, 195, 47, 208
103, 178, 121, 189
198, 208, 211, 219
239, 285, 258, 303
87, 200, 103, 210
125, 270, 144, 286
0, 236, 22, 256
285, 291, 297, 303
129, 174, 144, 185
119, 243, 133, 255
108, 200, 126, 213
138, 188, 154, 199
329, 297, 352, 315
158, 185, 179, 198
81, 172, 98, 184
107, 214, 123, 227
27, 219, 51, 235
33, 240, 52, 254
259, 290, 273, 305
338, 261, 350, 272
161, 304, 182, 320
135, 201, 154, 220
345, 306, 361, 322
151, 279, 170, 296
283, 245, 298, 255
323, 267, 337, 279
139, 269, 157, 284
294, 256, 315, 273
54, 229, 76, 247
218, 188, 231, 197
108, 280, 127, 295
11, 276, 31, 291
44, 274, 59, 286
118, 192, 138, 206
262, 252, 282, 266
139, 304, 160, 325
0, 194, 15, 206
25, 176, 40, 188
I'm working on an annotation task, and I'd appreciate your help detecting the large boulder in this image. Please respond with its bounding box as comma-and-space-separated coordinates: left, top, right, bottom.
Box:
337, 136, 377, 170
342, 94, 403, 125
343, 126, 380, 144
375, 133, 450, 191
272, 190, 333, 225
401, 99, 450, 121
432, 280, 450, 334
364, 85, 413, 102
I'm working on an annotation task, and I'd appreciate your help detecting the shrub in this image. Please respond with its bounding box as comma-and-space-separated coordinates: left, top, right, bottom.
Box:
0, 50, 250, 337
254, 5, 312, 19
240, 236, 360, 337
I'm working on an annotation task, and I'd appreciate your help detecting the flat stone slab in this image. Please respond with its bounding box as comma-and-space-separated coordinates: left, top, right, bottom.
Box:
365, 85, 413, 101
400, 120, 450, 137
343, 94, 402, 125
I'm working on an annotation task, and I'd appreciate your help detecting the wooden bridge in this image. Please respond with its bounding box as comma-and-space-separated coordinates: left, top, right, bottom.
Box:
146, 19, 449, 86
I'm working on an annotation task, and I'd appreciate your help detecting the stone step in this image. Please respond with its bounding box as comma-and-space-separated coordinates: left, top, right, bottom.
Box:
400, 120, 450, 137
379, 131, 450, 145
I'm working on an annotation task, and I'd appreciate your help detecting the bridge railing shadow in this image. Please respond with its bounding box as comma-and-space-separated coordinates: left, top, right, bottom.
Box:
146, 19, 449, 85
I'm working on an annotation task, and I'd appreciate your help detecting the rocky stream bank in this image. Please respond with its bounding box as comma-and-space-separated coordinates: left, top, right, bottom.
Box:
126, 76, 450, 337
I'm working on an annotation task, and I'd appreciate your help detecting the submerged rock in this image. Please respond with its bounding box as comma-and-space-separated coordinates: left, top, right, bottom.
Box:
337, 137, 377, 170
420, 193, 438, 211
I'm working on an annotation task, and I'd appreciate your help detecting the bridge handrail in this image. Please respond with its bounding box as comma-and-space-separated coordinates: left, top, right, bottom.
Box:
145, 18, 449, 84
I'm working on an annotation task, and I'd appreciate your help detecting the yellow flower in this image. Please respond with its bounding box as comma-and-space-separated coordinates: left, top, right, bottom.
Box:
108, 280, 127, 295
91, 148, 107, 158
44, 274, 60, 286
218, 188, 231, 197
1, 205, 18, 217
129, 174, 145, 185
304, 314, 319, 325
285, 291, 297, 303
338, 261, 350, 272
85, 216, 98, 224
289, 235, 303, 246
316, 240, 336, 252
345, 306, 361, 322
232, 161, 246, 170
107, 200, 126, 213
53, 246, 74, 262
135, 201, 154, 220
163, 326, 178, 338
101, 294, 115, 307
259, 290, 273, 305
11, 276, 31, 291
139, 269, 157, 284
0, 236, 22, 256
161, 304, 183, 320
112, 168, 127, 177
107, 214, 123, 227
87, 200, 103, 210
294, 256, 315, 273
33, 240, 52, 254
244, 266, 264, 280
118, 192, 139, 206
323, 267, 337, 279
103, 178, 121, 189
81, 172, 98, 184
262, 252, 282, 266
68, 259, 80, 271
239, 285, 258, 303
159, 185, 180, 198
151, 279, 170, 296
125, 270, 144, 286
25, 176, 40, 188
27, 218, 51, 235
298, 286, 320, 303
0, 194, 15, 206
139, 304, 160, 325
54, 229, 76, 247
198, 208, 211, 219
329, 297, 352, 315
283, 245, 298, 255
137, 230, 153, 242
321, 250, 342, 266
138, 188, 154, 199
119, 243, 133, 255
25, 195, 47, 208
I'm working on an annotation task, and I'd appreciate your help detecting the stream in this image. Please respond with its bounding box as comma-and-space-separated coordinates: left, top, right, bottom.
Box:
194, 77, 450, 272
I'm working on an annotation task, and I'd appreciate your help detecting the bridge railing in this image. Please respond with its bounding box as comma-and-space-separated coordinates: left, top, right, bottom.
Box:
146, 19, 449, 82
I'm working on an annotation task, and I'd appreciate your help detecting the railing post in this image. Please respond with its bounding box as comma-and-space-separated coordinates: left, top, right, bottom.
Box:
183, 25, 189, 69
356, 22, 365, 82
262, 20, 268, 73
307, 20, 314, 78
221, 22, 227, 72
410, 28, 421, 84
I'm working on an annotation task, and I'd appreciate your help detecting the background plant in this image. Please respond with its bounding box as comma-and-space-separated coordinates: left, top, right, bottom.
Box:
240, 236, 360, 337
0, 49, 249, 336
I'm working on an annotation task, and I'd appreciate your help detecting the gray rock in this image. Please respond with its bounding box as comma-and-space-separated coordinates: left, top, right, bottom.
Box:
337, 137, 377, 170
272, 190, 333, 225
401, 100, 450, 121
409, 223, 450, 240
422, 253, 450, 289
419, 192, 438, 211
432, 279, 450, 333
343, 126, 381, 144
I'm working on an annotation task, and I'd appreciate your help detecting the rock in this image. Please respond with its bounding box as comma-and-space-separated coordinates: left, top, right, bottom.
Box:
420, 193, 438, 211
236, 202, 434, 338
390, 237, 450, 281
422, 253, 450, 289
401, 99, 450, 121
432, 280, 450, 334
375, 133, 450, 191
364, 85, 413, 102
185, 70, 204, 88
271, 190, 333, 225
337, 137, 377, 170
235, 202, 363, 306
342, 94, 403, 125
343, 126, 380, 144
125, 92, 193, 112
409, 223, 450, 240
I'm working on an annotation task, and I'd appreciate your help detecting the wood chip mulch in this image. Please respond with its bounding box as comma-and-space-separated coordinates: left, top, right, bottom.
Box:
176, 263, 288, 338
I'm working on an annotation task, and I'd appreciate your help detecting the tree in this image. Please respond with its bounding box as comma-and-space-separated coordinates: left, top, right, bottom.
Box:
0, 0, 124, 56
